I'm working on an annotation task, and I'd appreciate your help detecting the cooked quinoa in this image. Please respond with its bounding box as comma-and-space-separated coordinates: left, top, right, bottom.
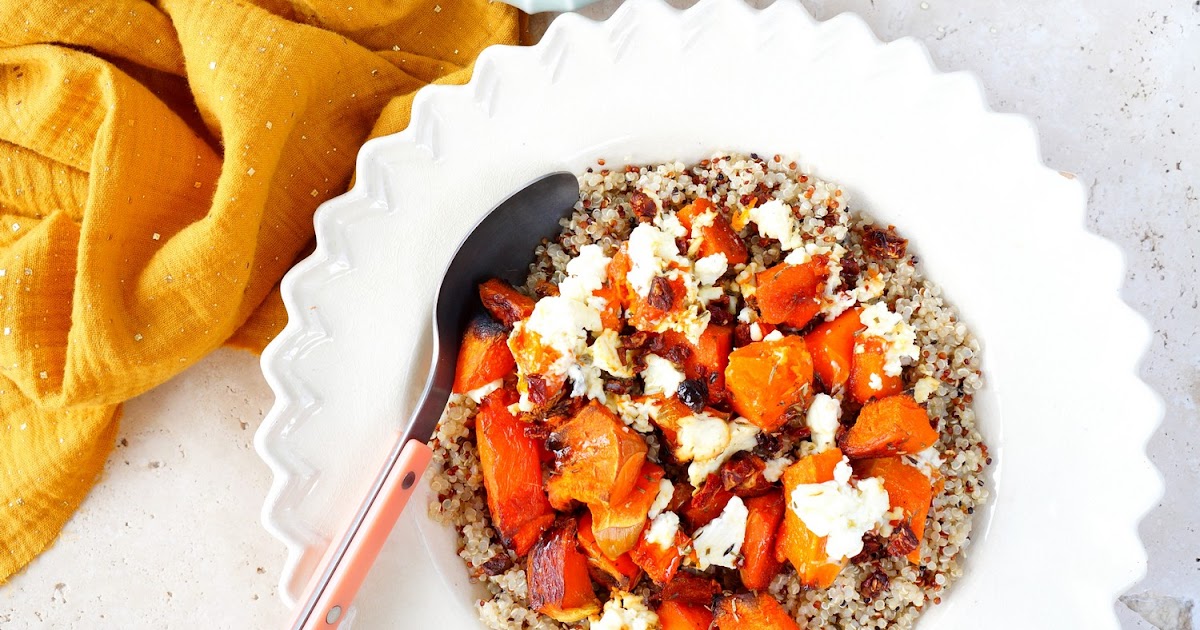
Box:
428, 153, 989, 629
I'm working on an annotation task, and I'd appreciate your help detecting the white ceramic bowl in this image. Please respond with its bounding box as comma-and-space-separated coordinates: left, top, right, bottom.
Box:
255, 1, 1163, 627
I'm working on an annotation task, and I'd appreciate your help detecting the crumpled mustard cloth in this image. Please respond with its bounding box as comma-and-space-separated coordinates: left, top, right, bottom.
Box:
0, 0, 517, 583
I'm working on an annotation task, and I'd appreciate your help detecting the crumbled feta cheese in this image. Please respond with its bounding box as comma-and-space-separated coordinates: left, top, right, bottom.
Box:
465, 379, 502, 404
642, 354, 686, 397
905, 446, 943, 479
762, 330, 784, 342
590, 590, 658, 630
523, 297, 601, 375
627, 222, 686, 297
913, 375, 941, 403
737, 307, 755, 324
748, 199, 804, 250
687, 419, 760, 487
644, 511, 681, 548
868, 373, 883, 391
611, 394, 660, 434
692, 496, 749, 570
788, 457, 891, 561
762, 456, 793, 483
749, 323, 764, 342
648, 478, 675, 519
693, 253, 728, 286
674, 411, 731, 462
697, 285, 725, 305
591, 329, 633, 378
806, 393, 841, 452
859, 301, 919, 376
567, 361, 606, 401
559, 244, 611, 302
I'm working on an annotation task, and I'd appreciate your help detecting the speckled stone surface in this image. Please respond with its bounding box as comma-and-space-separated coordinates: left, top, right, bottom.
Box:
2, 1, 1196, 628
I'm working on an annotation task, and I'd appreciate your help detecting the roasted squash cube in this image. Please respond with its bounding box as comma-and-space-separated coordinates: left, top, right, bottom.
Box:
678, 198, 749, 266
739, 491, 787, 591
479, 278, 535, 328
712, 592, 800, 630
589, 462, 665, 558
775, 449, 847, 589
754, 258, 827, 329
452, 314, 516, 394
658, 600, 714, 630
476, 388, 555, 556
577, 512, 643, 590
840, 394, 937, 459
725, 335, 814, 432
848, 335, 905, 403
804, 307, 863, 391
852, 456, 936, 563
527, 518, 601, 623
548, 401, 648, 506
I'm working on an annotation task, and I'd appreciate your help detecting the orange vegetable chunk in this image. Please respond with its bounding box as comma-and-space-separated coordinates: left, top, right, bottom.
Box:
630, 521, 688, 584
805, 307, 863, 390
577, 512, 643, 590
479, 278, 535, 328
663, 324, 734, 403
739, 491, 787, 591
848, 335, 905, 403
452, 314, 516, 394
549, 401, 648, 506
852, 456, 936, 563
712, 592, 800, 630
589, 462, 665, 558
724, 335, 814, 431
476, 388, 555, 556
527, 518, 601, 623
754, 258, 827, 329
840, 394, 938, 459
658, 600, 715, 630
678, 198, 749, 266
775, 448, 847, 588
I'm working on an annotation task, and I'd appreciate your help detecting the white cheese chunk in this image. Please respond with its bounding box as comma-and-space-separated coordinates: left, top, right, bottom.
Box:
805, 393, 841, 452
905, 446, 943, 479
747, 199, 804, 250
674, 411, 731, 462
913, 375, 941, 403
644, 511, 681, 549
611, 394, 659, 434
762, 456, 793, 483
788, 457, 891, 561
642, 354, 686, 397
648, 478, 676, 519
627, 222, 686, 298
591, 329, 634, 378
693, 253, 728, 286
590, 590, 658, 630
858, 301, 919, 377
692, 496, 749, 570
687, 419, 760, 488
762, 330, 784, 342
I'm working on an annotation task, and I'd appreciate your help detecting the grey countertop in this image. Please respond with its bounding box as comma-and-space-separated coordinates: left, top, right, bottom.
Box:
1, 1, 1195, 628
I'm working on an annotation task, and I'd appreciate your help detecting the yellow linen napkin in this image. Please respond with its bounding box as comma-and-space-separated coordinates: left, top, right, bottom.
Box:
0, 0, 518, 583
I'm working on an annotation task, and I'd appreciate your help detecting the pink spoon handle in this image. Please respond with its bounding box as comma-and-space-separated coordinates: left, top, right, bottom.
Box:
291, 439, 433, 629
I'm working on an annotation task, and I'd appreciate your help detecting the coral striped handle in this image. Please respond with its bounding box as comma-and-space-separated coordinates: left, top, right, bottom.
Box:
291, 439, 434, 629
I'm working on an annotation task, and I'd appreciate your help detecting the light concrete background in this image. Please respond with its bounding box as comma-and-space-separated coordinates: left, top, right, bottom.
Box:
1, 0, 1196, 628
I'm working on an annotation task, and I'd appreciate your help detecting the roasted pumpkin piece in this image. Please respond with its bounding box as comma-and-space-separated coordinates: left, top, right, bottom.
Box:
805, 307, 863, 391
452, 314, 517, 394
479, 278, 536, 328
739, 491, 787, 591
678, 198, 749, 266
527, 518, 602, 623
718, 454, 774, 498
725, 335, 815, 432
546, 474, 578, 512
661, 571, 722, 605
593, 263, 626, 331
712, 592, 800, 630
848, 335, 905, 403
658, 600, 715, 630
652, 396, 694, 447
754, 258, 827, 329
627, 274, 689, 333
630, 519, 688, 584
852, 456, 935, 563
589, 462, 665, 558
548, 401, 648, 506
577, 512, 643, 590
662, 324, 734, 404
476, 388, 555, 556
840, 394, 937, 459
681, 473, 735, 530
775, 448, 846, 589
